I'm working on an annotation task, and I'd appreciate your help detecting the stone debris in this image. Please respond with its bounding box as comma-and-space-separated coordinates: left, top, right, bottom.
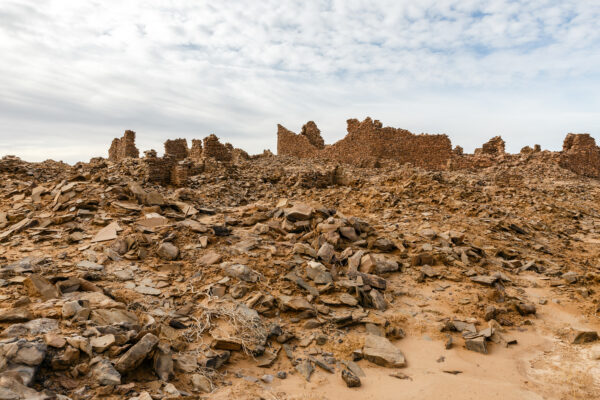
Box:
0, 127, 599, 398
362, 334, 406, 368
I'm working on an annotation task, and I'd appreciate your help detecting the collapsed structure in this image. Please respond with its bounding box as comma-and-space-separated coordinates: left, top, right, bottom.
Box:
108, 132, 248, 186
277, 117, 600, 178
105, 119, 600, 187
108, 130, 139, 161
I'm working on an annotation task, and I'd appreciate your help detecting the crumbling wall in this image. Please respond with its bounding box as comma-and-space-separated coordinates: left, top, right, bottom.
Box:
277, 124, 321, 158
203, 134, 232, 162
164, 139, 188, 161
301, 121, 325, 149
144, 152, 173, 185
277, 117, 453, 169
171, 160, 192, 186
189, 139, 203, 160
108, 130, 139, 161
475, 136, 505, 156
231, 148, 250, 164
559, 133, 600, 178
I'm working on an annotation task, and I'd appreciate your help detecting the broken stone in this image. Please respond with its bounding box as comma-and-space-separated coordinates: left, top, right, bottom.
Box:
317, 243, 335, 263
465, 336, 488, 354
115, 333, 159, 373
295, 359, 314, 381
157, 242, 179, 260
23, 274, 60, 300
191, 374, 212, 393
92, 358, 122, 386
341, 368, 361, 388
285, 204, 313, 221
363, 334, 406, 368
572, 331, 599, 344
91, 334, 116, 353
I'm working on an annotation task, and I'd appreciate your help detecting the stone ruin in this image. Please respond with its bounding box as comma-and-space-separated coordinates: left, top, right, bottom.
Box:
475, 136, 505, 156
277, 117, 600, 178
559, 133, 600, 178
278, 117, 453, 168
203, 134, 232, 162
106, 120, 600, 186
107, 131, 241, 186
164, 139, 189, 161
108, 130, 139, 162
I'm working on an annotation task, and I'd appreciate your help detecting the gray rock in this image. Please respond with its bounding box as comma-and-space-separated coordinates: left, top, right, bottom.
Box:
115, 333, 159, 373
285, 204, 313, 221
220, 263, 261, 283
369, 289, 387, 311
62, 301, 84, 319
340, 226, 359, 242
134, 286, 161, 296
190, 374, 212, 393
465, 336, 488, 354
3, 340, 47, 366
90, 334, 115, 353
90, 309, 138, 325
1, 319, 58, 338
279, 296, 314, 312
363, 334, 406, 368
341, 368, 361, 387
76, 260, 104, 272
157, 242, 179, 260
317, 243, 335, 263
23, 275, 59, 300
0, 308, 33, 323
515, 302, 536, 316
91, 359, 121, 386
153, 342, 173, 381
292, 243, 317, 258
572, 331, 599, 344
295, 359, 314, 381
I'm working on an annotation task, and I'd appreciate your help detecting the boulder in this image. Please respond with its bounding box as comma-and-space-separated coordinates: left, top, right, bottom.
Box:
362, 334, 406, 368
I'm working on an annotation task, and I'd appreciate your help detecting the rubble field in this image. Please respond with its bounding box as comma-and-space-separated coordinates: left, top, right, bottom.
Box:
1, 133, 600, 399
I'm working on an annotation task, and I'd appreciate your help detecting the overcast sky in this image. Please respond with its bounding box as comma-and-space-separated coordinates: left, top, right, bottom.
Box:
1, 0, 599, 163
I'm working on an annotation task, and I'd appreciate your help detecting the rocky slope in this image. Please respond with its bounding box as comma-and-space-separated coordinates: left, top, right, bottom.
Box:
0, 153, 599, 399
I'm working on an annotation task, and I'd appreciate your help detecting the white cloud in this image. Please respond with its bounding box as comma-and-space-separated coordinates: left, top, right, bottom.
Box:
0, 0, 599, 162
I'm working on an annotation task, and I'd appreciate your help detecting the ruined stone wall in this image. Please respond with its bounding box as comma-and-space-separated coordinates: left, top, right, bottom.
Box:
301, 121, 325, 149
171, 161, 192, 186
203, 134, 232, 162
277, 117, 453, 169
144, 153, 173, 185
231, 148, 250, 164
108, 130, 139, 161
189, 139, 203, 161
559, 133, 600, 178
475, 136, 505, 156
277, 125, 321, 158
164, 139, 188, 161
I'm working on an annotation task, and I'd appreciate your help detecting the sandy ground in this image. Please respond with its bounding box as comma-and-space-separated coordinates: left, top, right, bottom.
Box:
208, 281, 600, 400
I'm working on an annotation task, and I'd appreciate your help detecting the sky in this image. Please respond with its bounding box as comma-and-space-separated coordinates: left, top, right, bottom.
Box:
1, 0, 599, 163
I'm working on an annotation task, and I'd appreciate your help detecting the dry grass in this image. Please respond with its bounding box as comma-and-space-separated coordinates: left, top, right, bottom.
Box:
184, 299, 268, 356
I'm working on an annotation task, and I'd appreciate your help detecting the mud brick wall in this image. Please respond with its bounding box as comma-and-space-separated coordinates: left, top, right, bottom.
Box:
189, 139, 203, 160
108, 130, 139, 161
164, 139, 188, 161
203, 134, 232, 161
559, 133, 600, 178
